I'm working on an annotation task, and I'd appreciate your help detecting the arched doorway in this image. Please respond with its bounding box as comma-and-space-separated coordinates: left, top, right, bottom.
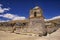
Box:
34, 12, 37, 17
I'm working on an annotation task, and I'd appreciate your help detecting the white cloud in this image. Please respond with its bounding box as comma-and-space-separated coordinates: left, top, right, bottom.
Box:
3, 13, 15, 19
13, 16, 25, 20
0, 4, 25, 22
0, 15, 3, 16
3, 8, 10, 11
44, 16, 60, 21
0, 20, 10, 22
51, 16, 60, 20
0, 4, 10, 13
0, 13, 26, 20
0, 4, 3, 7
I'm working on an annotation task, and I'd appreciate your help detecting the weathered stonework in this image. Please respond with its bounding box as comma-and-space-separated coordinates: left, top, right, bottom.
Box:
26, 6, 47, 36
0, 6, 60, 36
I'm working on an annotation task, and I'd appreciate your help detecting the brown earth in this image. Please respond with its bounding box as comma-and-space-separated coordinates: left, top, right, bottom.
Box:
0, 28, 60, 40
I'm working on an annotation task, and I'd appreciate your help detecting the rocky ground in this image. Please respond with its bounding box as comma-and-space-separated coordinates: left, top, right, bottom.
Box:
0, 28, 60, 40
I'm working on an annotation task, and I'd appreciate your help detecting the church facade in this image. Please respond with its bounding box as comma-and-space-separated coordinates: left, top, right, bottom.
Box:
11, 6, 47, 36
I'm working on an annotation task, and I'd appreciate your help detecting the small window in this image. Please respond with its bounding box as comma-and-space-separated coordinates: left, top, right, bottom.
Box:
34, 12, 37, 17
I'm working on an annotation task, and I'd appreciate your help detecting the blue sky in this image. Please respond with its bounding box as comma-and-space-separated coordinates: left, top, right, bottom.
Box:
0, 0, 60, 22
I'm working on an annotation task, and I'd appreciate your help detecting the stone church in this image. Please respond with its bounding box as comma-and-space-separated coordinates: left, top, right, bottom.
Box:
11, 6, 47, 36
0, 6, 60, 36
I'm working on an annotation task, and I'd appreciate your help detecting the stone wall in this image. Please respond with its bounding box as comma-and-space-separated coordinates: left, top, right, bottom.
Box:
0, 22, 14, 31
26, 18, 47, 36
46, 22, 60, 34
